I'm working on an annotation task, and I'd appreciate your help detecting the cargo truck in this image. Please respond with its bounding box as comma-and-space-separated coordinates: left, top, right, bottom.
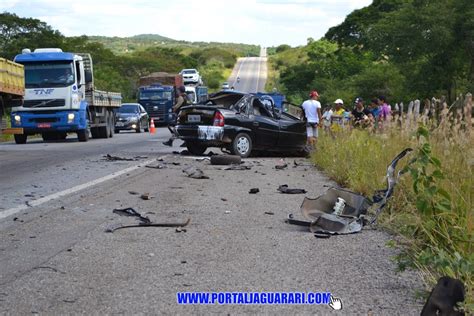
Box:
137, 72, 183, 125
11, 48, 122, 144
0, 57, 24, 135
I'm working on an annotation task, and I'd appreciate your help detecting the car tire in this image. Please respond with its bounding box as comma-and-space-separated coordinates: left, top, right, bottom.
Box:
144, 120, 149, 132
231, 133, 252, 158
210, 155, 241, 165
14, 134, 27, 144
186, 142, 207, 156
136, 121, 141, 133
115, 129, 119, 134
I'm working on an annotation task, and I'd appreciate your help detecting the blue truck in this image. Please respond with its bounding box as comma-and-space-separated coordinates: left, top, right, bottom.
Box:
137, 72, 183, 125
11, 48, 122, 144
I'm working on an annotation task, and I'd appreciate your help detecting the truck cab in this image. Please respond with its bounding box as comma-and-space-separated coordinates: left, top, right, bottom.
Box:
11, 48, 121, 143
137, 84, 176, 124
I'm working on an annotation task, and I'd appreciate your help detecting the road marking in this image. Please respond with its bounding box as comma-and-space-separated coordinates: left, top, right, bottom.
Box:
256, 57, 261, 93
0, 158, 157, 220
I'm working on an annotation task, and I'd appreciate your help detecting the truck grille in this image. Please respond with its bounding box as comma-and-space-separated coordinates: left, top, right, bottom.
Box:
23, 99, 66, 108
29, 117, 59, 123
144, 105, 166, 118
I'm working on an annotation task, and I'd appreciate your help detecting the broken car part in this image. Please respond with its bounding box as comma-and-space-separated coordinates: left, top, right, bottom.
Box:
249, 188, 260, 194
103, 154, 137, 161
286, 148, 412, 237
106, 218, 191, 233
277, 184, 307, 194
210, 155, 242, 165
113, 207, 151, 224
182, 166, 209, 179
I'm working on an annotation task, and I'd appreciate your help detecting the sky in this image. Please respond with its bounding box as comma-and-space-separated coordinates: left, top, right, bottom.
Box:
1, 0, 372, 47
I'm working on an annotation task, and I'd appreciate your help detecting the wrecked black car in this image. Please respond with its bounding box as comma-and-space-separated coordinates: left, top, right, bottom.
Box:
175, 91, 307, 157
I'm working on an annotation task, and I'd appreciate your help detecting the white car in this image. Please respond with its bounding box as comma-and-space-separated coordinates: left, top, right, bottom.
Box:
222, 82, 230, 90
180, 69, 201, 84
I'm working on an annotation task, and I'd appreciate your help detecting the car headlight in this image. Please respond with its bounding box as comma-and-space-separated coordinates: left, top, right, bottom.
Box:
14, 115, 21, 122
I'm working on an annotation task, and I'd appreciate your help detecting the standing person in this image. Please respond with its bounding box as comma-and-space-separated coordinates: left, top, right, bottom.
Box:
368, 98, 380, 129
163, 86, 187, 147
351, 97, 372, 127
330, 99, 345, 131
301, 90, 322, 148
321, 105, 333, 133
377, 95, 392, 130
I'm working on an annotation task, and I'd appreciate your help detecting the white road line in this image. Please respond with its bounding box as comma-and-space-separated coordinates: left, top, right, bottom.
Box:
0, 158, 157, 220
256, 57, 261, 93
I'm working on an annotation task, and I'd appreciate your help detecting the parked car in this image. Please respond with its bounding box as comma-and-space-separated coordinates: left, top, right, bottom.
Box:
175, 91, 307, 157
221, 82, 230, 90
180, 69, 201, 84
115, 103, 149, 133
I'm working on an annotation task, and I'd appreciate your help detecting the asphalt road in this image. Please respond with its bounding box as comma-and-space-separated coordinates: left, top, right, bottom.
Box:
227, 47, 267, 93
0, 47, 425, 314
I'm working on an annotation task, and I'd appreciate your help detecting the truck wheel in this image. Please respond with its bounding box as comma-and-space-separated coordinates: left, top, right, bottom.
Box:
115, 129, 120, 134
77, 129, 89, 142
14, 134, 27, 144
186, 142, 207, 155
91, 127, 99, 138
98, 111, 110, 138
108, 111, 114, 138
231, 133, 252, 158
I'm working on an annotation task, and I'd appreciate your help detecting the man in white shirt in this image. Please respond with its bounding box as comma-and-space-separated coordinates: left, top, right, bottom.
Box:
301, 90, 322, 148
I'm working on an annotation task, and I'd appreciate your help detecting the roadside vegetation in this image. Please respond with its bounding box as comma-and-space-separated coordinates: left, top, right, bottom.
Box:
266, 0, 473, 311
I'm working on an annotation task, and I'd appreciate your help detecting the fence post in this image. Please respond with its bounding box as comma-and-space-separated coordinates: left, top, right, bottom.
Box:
465, 93, 472, 136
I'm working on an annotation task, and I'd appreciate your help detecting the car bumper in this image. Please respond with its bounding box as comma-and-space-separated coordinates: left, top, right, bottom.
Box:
115, 121, 138, 130
176, 125, 233, 145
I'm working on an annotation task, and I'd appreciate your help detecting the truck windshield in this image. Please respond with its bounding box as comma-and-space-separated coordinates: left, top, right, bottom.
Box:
24, 62, 75, 88
139, 90, 172, 101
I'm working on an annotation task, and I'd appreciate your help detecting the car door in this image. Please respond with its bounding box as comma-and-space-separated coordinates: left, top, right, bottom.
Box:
139, 105, 148, 127
277, 111, 307, 148
250, 98, 279, 149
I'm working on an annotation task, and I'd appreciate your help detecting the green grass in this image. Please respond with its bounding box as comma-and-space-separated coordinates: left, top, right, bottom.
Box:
311, 116, 473, 312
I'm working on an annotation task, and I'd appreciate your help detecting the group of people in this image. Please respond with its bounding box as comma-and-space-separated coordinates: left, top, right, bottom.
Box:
300, 90, 393, 148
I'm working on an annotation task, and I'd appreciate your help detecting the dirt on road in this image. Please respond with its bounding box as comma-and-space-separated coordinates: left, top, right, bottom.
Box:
0, 154, 424, 315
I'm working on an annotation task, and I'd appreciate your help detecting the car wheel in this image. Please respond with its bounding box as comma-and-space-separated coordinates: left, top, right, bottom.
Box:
144, 120, 149, 132
14, 134, 27, 144
186, 142, 207, 156
231, 133, 252, 158
115, 129, 119, 133
135, 121, 141, 133
210, 155, 242, 165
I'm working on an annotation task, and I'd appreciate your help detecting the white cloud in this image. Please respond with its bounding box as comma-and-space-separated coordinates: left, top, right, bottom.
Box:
3, 0, 372, 46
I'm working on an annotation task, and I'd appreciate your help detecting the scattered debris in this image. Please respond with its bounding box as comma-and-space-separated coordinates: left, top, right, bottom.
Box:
225, 211, 231, 214
210, 155, 241, 165
264, 211, 275, 215
60, 206, 65, 210
175, 227, 187, 233
221, 198, 228, 201
103, 154, 137, 161
421, 276, 465, 316
145, 164, 164, 169
249, 188, 260, 194
277, 184, 307, 194
128, 191, 139, 195
275, 160, 288, 170
24, 194, 34, 198
13, 217, 18, 221
293, 160, 312, 167
172, 162, 181, 166
223, 165, 251, 171
195, 157, 211, 162
182, 166, 209, 179
134, 156, 148, 159
112, 207, 151, 224
107, 208, 191, 233
181, 260, 187, 264
140, 193, 153, 200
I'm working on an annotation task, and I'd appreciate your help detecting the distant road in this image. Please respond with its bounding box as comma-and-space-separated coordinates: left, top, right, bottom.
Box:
227, 47, 267, 93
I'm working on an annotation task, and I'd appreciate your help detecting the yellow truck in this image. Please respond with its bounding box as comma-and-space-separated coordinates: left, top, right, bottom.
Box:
0, 57, 24, 134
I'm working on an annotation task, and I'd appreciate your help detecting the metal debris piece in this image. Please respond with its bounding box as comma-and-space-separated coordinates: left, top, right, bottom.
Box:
134, 156, 148, 159
172, 162, 181, 166
277, 184, 307, 194
182, 166, 209, 179
264, 211, 275, 215
275, 160, 288, 170
223, 165, 252, 171
140, 193, 153, 200
103, 154, 137, 161
286, 148, 413, 237
145, 164, 164, 169
249, 188, 260, 194
175, 227, 187, 233
128, 191, 139, 195
221, 198, 228, 201
106, 218, 191, 233
112, 207, 151, 224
